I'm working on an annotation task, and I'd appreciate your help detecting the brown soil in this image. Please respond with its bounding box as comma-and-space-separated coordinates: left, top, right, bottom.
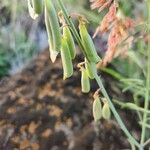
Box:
0, 49, 139, 150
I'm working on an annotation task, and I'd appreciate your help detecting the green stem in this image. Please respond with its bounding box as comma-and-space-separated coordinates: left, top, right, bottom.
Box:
143, 138, 150, 148
113, 99, 150, 114
139, 122, 150, 129
140, 0, 150, 145
56, 0, 142, 149
128, 138, 136, 150
95, 75, 142, 149
100, 67, 124, 81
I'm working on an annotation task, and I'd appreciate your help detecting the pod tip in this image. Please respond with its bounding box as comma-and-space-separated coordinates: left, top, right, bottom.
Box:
50, 51, 59, 63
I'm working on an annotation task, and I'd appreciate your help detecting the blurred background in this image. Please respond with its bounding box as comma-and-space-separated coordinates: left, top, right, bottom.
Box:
0, 0, 149, 149
0, 0, 143, 77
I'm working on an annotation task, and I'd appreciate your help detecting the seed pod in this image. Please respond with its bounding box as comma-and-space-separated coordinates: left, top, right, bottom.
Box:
125, 103, 138, 110
63, 26, 76, 59
32, 0, 43, 15
79, 23, 101, 63
102, 102, 111, 120
85, 58, 97, 79
45, 8, 52, 39
93, 96, 102, 122
61, 37, 73, 80
81, 68, 90, 93
27, 0, 38, 19
45, 0, 61, 62
45, 7, 58, 62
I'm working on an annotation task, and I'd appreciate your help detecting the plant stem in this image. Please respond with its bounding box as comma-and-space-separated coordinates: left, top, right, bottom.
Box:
143, 138, 150, 148
99, 67, 124, 81
140, 0, 150, 145
113, 99, 150, 114
139, 122, 150, 129
95, 75, 142, 149
128, 138, 136, 150
56, 0, 142, 149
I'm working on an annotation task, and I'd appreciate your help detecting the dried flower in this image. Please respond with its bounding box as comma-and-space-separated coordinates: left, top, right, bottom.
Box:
90, 0, 135, 66
93, 1, 118, 37
90, 0, 113, 12
102, 18, 134, 66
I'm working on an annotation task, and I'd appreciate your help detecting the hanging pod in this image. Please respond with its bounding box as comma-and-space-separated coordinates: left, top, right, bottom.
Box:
63, 25, 76, 59
81, 68, 90, 93
102, 102, 111, 120
45, 7, 52, 41
85, 58, 97, 79
45, 7, 55, 62
61, 37, 73, 80
27, 0, 38, 19
93, 96, 102, 122
44, 0, 61, 62
32, 0, 43, 15
79, 22, 101, 63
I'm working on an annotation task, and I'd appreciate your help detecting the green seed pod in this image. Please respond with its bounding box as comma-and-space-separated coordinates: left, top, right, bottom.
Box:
45, 0, 61, 62
45, 7, 59, 62
45, 8, 52, 40
81, 68, 90, 93
27, 0, 38, 19
79, 23, 101, 63
125, 103, 138, 109
61, 37, 73, 80
63, 26, 76, 59
32, 0, 43, 15
93, 96, 102, 122
102, 102, 111, 120
85, 58, 97, 79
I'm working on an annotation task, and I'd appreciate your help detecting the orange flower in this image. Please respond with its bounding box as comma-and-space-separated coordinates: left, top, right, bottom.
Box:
90, 0, 135, 66
102, 18, 134, 66
93, 1, 118, 37
90, 0, 113, 12
124, 17, 134, 29
90, 0, 106, 9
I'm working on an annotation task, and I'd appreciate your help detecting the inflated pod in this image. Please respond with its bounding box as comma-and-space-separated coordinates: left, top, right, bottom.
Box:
102, 102, 111, 120
32, 0, 43, 15
27, 0, 38, 19
85, 58, 97, 79
125, 103, 139, 109
45, 0, 61, 62
79, 23, 101, 63
93, 96, 102, 122
45, 8, 56, 62
81, 68, 90, 93
63, 26, 76, 59
61, 37, 73, 80
45, 8, 52, 39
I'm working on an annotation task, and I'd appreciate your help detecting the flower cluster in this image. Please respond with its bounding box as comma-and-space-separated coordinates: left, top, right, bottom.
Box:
93, 1, 118, 35
90, 0, 134, 66
90, 0, 113, 12
102, 17, 134, 66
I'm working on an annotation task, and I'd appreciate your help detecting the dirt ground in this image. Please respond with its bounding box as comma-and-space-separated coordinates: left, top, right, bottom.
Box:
0, 49, 140, 150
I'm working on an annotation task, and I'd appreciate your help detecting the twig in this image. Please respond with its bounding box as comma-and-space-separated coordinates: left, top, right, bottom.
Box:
140, 0, 150, 145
